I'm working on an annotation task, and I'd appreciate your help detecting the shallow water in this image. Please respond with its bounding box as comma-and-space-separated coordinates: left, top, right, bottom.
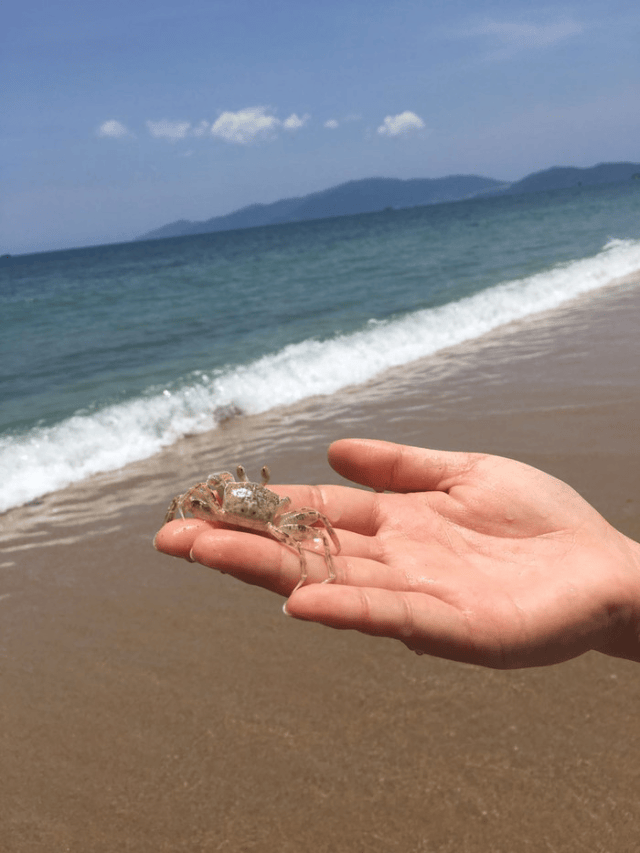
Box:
2, 180, 640, 510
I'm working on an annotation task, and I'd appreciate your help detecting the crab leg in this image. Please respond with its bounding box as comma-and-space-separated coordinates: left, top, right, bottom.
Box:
268, 519, 338, 592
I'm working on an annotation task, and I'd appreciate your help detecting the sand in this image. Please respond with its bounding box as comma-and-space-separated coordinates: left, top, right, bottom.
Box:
1, 274, 640, 852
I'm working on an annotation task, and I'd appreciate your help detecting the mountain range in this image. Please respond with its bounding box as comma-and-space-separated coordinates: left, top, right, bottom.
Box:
138, 162, 640, 242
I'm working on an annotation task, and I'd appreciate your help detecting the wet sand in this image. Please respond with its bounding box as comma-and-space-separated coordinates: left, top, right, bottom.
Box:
2, 274, 640, 852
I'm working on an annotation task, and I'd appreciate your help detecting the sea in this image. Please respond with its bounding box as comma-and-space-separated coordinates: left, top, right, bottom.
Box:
2, 180, 640, 514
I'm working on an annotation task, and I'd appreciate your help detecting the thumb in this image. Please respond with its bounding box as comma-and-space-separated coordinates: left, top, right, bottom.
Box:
328, 438, 479, 493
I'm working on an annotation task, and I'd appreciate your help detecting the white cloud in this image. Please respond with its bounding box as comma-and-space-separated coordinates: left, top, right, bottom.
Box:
107, 108, 310, 146
97, 119, 131, 139
325, 115, 362, 129
451, 16, 585, 61
470, 18, 584, 48
283, 112, 310, 131
377, 111, 425, 137
146, 119, 192, 141
211, 107, 280, 144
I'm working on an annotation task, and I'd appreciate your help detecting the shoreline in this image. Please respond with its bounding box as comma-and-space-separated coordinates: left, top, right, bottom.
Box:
3, 270, 639, 549
3, 245, 640, 516
2, 271, 640, 851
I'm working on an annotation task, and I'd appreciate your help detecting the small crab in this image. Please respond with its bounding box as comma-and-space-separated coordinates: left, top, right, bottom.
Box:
164, 465, 340, 593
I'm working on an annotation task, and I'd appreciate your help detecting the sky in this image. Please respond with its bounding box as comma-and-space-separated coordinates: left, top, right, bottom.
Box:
3, 0, 640, 255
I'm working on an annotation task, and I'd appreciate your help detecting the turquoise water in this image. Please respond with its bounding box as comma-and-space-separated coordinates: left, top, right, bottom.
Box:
1, 180, 640, 511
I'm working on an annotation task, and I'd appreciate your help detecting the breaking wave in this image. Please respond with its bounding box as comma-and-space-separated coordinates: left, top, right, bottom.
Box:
1, 237, 639, 511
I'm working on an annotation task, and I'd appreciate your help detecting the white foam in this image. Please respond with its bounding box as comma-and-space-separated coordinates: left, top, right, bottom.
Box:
2, 238, 639, 512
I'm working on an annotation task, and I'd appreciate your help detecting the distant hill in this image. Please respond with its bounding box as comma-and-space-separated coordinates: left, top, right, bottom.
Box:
137, 162, 640, 242
137, 175, 505, 241
501, 161, 640, 195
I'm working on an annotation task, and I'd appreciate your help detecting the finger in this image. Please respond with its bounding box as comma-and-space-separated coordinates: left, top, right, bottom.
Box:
188, 525, 348, 596
285, 583, 501, 667
156, 517, 423, 596
328, 438, 483, 494
157, 473, 382, 543
154, 518, 211, 560
187, 528, 439, 596
154, 509, 383, 563
262, 482, 382, 537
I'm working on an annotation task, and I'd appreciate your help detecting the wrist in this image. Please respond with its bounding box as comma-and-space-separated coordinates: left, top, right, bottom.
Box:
600, 532, 640, 663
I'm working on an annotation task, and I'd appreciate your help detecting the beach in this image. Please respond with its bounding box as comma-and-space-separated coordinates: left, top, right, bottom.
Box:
2, 274, 640, 851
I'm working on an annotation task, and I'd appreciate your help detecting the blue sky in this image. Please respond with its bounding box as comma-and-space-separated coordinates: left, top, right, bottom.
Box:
3, 0, 640, 254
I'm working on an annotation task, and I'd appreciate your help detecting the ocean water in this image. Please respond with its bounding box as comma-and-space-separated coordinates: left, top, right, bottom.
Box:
2, 180, 640, 512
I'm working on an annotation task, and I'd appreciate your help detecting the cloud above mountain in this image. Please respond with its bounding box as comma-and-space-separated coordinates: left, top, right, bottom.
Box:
377, 111, 425, 137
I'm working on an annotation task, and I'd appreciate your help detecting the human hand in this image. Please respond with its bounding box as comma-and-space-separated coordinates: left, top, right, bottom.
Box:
154, 439, 640, 668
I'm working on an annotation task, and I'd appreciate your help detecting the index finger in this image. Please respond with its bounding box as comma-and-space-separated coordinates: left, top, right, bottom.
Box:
242, 481, 382, 537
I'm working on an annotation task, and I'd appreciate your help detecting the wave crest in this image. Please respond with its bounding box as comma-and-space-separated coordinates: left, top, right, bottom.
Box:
1, 237, 639, 511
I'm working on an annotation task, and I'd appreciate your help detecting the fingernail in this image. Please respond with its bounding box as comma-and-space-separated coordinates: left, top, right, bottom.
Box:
282, 599, 291, 617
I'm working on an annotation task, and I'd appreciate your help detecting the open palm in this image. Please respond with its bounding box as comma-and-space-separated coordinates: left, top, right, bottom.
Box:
154, 439, 640, 668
